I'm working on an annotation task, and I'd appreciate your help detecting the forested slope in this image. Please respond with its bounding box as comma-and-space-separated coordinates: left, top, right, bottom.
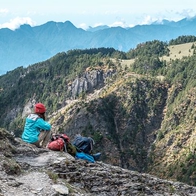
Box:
0, 36, 195, 186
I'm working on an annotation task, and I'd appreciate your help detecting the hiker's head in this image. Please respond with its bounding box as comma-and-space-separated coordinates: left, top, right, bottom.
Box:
34, 103, 46, 119
34, 103, 46, 113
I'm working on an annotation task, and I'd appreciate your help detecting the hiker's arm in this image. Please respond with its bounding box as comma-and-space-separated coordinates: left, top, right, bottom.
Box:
36, 118, 51, 131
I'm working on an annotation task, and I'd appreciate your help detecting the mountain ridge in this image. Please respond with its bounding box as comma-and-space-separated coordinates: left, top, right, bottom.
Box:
1, 17, 196, 75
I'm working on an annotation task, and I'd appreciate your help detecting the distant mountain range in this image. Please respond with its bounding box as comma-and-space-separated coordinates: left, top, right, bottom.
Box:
1, 17, 196, 75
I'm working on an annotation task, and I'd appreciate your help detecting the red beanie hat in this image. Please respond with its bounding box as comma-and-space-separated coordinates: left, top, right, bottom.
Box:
34, 103, 46, 113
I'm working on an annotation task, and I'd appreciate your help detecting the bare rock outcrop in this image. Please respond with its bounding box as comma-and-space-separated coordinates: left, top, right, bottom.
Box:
69, 69, 115, 98
0, 128, 196, 196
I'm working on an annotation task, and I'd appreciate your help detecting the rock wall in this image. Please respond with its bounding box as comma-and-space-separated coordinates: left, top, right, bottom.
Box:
69, 69, 115, 98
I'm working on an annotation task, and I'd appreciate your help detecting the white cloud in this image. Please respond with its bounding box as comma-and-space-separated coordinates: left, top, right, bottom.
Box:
78, 23, 88, 30
140, 15, 157, 25
0, 9, 9, 14
0, 17, 36, 30
110, 21, 127, 28
178, 9, 196, 18
93, 23, 104, 27
78, 22, 107, 30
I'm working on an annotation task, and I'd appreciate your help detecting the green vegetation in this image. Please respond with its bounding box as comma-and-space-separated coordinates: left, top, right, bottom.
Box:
47, 171, 59, 183
169, 35, 196, 45
126, 40, 169, 58
0, 48, 123, 131
0, 36, 196, 186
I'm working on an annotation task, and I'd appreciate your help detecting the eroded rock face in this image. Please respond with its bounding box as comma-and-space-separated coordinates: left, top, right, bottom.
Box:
0, 128, 196, 196
51, 160, 196, 196
69, 69, 115, 98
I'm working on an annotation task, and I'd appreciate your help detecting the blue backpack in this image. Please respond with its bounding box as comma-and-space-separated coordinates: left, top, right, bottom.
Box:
75, 152, 95, 163
72, 134, 95, 154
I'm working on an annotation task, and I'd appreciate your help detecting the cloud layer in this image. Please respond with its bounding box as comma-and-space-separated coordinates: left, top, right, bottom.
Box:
0, 17, 36, 30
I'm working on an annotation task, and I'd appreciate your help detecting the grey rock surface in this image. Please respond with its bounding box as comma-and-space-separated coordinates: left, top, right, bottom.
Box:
0, 131, 196, 196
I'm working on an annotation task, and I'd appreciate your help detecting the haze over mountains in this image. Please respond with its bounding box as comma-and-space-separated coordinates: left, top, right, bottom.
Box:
1, 16, 196, 75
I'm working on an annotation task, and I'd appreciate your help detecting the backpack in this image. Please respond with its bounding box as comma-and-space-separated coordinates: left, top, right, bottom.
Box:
75, 151, 95, 163
72, 134, 95, 154
47, 134, 77, 156
47, 134, 69, 151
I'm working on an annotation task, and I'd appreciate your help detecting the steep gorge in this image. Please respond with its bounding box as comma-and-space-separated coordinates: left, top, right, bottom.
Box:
0, 43, 196, 187
49, 70, 168, 172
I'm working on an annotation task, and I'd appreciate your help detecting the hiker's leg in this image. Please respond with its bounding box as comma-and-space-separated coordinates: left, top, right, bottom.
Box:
38, 130, 51, 147
31, 134, 43, 148
32, 140, 41, 148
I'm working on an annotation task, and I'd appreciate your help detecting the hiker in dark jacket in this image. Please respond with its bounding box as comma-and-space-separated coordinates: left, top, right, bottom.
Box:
22, 103, 51, 148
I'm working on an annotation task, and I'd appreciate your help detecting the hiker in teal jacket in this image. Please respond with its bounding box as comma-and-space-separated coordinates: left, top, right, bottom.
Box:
22, 103, 51, 148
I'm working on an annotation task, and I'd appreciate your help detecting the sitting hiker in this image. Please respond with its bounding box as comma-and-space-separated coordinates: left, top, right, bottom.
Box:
22, 103, 51, 148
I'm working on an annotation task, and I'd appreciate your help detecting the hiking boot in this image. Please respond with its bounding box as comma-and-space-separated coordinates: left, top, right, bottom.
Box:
92, 152, 101, 161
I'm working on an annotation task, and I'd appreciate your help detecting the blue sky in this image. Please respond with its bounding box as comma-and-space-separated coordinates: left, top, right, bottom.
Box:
0, 0, 196, 30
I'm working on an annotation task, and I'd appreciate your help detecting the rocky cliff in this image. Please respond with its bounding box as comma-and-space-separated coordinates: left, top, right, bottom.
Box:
50, 72, 168, 172
0, 128, 196, 196
68, 69, 115, 98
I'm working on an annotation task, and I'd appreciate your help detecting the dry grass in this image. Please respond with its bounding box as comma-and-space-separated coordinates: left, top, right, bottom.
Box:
119, 42, 196, 65
120, 59, 135, 67
110, 58, 135, 69
115, 42, 196, 67
161, 42, 196, 61
115, 41, 195, 67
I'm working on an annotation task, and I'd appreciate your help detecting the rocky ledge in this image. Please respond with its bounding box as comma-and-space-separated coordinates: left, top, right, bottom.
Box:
0, 128, 196, 196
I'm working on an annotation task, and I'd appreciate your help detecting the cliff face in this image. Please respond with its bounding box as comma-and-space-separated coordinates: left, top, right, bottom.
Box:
50, 72, 168, 172
49, 69, 196, 186
68, 69, 115, 98
1, 128, 196, 196
147, 85, 196, 186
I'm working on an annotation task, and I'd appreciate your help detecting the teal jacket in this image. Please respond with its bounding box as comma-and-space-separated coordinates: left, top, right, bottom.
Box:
22, 113, 51, 143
